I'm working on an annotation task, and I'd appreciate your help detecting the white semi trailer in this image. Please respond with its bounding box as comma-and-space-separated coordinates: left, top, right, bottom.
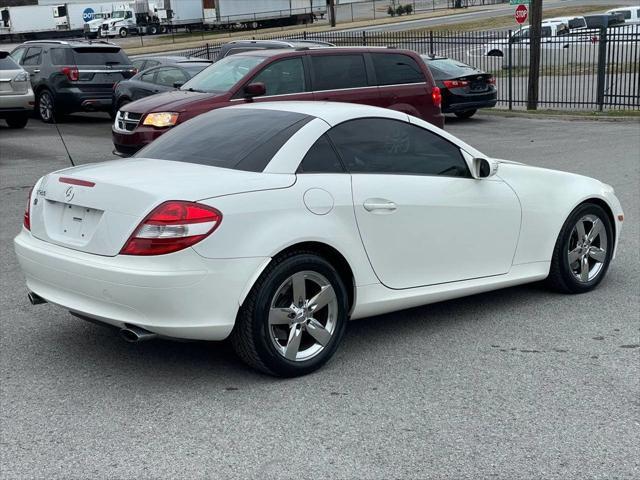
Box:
205, 0, 326, 29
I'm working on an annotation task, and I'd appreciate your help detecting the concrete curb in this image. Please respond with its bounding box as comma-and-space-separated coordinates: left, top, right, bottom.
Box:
477, 109, 640, 122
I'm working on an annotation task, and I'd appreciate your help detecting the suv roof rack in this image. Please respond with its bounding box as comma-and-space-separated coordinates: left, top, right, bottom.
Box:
23, 39, 116, 46
24, 40, 68, 45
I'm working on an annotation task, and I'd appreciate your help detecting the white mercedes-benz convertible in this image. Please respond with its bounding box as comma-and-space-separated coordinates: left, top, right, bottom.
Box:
15, 102, 623, 376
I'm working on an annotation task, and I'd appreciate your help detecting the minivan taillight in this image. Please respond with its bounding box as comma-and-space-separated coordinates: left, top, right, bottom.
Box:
61, 66, 79, 82
24, 186, 33, 231
431, 86, 442, 109
120, 201, 222, 256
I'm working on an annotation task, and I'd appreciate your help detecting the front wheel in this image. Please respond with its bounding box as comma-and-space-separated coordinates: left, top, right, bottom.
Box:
546, 203, 614, 294
454, 109, 477, 119
119, 27, 128, 38
231, 252, 349, 377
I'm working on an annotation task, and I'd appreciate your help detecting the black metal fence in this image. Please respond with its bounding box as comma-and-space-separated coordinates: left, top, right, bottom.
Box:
174, 27, 640, 111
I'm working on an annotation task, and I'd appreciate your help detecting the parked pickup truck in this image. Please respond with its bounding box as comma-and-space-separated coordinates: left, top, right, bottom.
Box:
606, 6, 640, 25
483, 21, 591, 57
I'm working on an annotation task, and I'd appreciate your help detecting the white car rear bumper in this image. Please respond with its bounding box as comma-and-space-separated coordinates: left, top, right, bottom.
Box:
14, 229, 268, 340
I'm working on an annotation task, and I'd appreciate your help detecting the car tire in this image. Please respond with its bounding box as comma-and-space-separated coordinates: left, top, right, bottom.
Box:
36, 89, 57, 123
5, 114, 29, 129
231, 251, 349, 377
546, 203, 614, 294
454, 109, 477, 119
119, 27, 128, 38
487, 50, 503, 57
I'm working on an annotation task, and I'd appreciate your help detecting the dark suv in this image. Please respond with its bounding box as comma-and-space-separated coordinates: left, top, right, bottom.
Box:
10, 40, 135, 122
113, 47, 444, 156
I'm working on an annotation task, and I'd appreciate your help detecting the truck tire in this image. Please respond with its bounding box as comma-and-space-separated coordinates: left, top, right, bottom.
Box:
148, 25, 158, 35
119, 27, 128, 38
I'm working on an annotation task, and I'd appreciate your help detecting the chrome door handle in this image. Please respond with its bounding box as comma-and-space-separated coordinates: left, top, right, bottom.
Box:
363, 199, 397, 212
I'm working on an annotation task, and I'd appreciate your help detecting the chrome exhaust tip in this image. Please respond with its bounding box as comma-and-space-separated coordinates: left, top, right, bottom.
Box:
119, 324, 158, 343
28, 292, 46, 305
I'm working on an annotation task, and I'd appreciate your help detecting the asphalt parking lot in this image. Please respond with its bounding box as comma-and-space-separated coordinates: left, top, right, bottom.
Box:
1, 113, 638, 479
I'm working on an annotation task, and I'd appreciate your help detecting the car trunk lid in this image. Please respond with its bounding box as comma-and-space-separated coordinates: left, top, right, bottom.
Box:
29, 158, 295, 256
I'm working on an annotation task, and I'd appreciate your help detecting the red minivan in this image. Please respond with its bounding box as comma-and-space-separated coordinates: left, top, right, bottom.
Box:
113, 47, 444, 156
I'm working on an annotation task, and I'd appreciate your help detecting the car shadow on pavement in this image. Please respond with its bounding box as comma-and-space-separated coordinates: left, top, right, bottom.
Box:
34, 280, 553, 386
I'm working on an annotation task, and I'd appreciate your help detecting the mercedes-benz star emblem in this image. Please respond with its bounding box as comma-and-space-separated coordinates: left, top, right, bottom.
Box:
65, 186, 74, 202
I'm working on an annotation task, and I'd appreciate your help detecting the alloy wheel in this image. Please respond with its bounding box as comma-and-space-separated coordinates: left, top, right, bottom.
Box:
567, 214, 608, 283
39, 92, 53, 122
268, 271, 338, 362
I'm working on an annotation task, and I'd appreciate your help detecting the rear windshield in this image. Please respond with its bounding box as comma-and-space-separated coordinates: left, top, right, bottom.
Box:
135, 108, 313, 172
0, 54, 19, 70
422, 57, 478, 79
180, 55, 265, 93
72, 47, 130, 66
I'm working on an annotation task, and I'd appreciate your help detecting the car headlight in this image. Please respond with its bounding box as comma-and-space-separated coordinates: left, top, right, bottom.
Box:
12, 71, 29, 82
142, 112, 179, 128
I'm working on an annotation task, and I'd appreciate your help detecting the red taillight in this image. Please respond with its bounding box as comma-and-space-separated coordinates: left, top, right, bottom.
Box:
120, 201, 222, 256
443, 79, 470, 89
61, 66, 79, 82
431, 86, 442, 109
488, 76, 496, 85
24, 186, 33, 230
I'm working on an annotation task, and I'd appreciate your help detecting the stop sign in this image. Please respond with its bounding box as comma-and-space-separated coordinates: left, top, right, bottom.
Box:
515, 4, 528, 24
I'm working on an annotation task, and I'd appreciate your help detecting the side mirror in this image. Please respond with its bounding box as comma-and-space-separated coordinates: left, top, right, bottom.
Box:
473, 157, 498, 178
173, 81, 184, 88
243, 82, 266, 100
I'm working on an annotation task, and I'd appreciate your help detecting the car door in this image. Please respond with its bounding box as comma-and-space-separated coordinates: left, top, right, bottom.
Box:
370, 52, 434, 119
19, 47, 43, 86
238, 56, 313, 102
309, 53, 382, 107
130, 68, 160, 100
327, 117, 521, 289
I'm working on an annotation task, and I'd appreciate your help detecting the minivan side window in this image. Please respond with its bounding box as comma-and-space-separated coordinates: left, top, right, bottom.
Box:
371, 53, 425, 86
22, 47, 42, 66
311, 54, 368, 91
327, 118, 470, 178
297, 135, 345, 173
250, 57, 306, 96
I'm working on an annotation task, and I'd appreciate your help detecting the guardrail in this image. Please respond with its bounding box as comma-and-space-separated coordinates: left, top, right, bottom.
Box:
174, 27, 639, 111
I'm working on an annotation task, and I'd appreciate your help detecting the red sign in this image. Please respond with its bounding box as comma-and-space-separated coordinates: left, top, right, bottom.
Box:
515, 4, 528, 24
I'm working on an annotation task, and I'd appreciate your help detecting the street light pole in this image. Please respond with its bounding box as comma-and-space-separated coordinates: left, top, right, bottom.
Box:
329, 0, 336, 27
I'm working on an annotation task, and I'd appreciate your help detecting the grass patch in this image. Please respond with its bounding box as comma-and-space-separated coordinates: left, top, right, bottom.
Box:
493, 62, 640, 77
484, 108, 640, 118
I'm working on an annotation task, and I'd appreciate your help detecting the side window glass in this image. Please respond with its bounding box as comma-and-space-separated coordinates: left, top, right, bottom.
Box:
22, 47, 42, 66
371, 53, 425, 85
297, 135, 344, 173
50, 48, 70, 65
327, 118, 470, 177
311, 55, 367, 91
155, 67, 188, 87
10, 48, 26, 64
132, 59, 146, 71
250, 57, 305, 96
145, 60, 160, 68
140, 69, 157, 83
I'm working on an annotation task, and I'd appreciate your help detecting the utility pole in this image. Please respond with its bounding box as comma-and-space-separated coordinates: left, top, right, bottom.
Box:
527, 0, 542, 110
328, 0, 336, 27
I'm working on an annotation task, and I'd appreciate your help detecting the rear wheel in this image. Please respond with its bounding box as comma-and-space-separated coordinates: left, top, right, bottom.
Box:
5, 113, 29, 129
37, 90, 57, 123
454, 109, 477, 119
148, 25, 158, 35
231, 252, 349, 377
547, 203, 614, 294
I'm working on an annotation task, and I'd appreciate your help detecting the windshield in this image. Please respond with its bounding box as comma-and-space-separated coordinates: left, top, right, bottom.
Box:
112, 11, 126, 19
181, 55, 265, 93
